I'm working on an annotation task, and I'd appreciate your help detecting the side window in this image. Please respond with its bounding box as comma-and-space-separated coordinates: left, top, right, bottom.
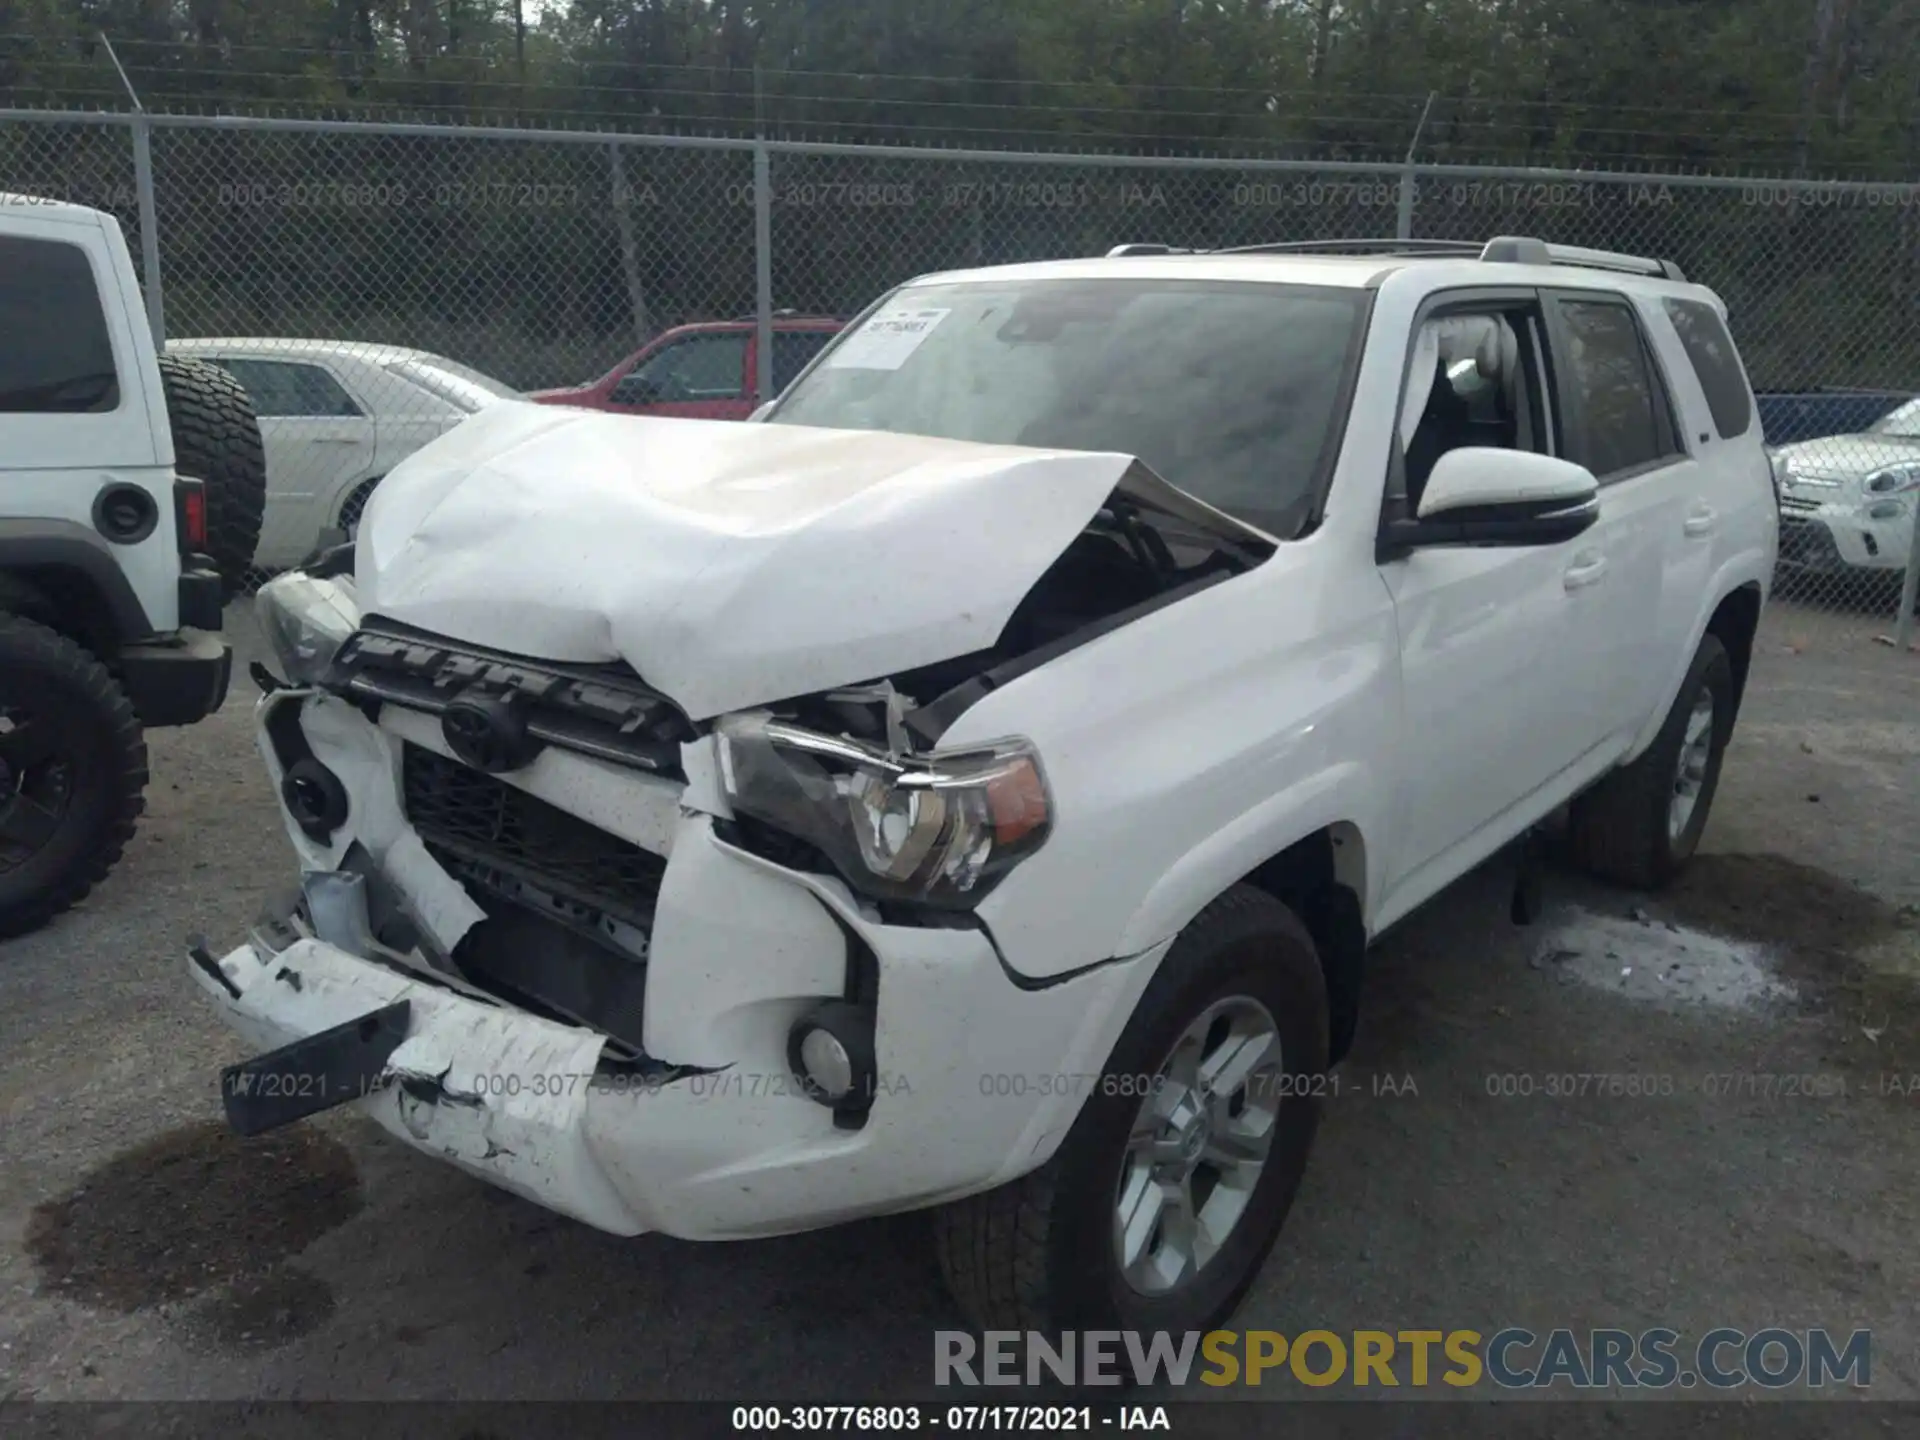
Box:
772, 331, 834, 392
615, 333, 748, 403
218, 359, 361, 418
1553, 298, 1682, 479
0, 235, 119, 413
1662, 298, 1752, 440
1396, 306, 1552, 505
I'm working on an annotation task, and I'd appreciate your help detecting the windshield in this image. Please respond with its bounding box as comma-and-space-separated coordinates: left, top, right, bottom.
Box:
769, 278, 1369, 536
1868, 398, 1920, 438
389, 357, 516, 412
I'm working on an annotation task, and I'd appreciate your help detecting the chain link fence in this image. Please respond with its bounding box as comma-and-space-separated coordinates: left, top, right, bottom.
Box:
4, 109, 1918, 631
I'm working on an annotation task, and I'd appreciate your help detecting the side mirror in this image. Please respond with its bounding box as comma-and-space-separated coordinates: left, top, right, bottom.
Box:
613, 375, 665, 407
1381, 448, 1599, 559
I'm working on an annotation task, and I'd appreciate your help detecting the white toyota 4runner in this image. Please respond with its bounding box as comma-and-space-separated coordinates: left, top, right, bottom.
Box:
193, 236, 1775, 1336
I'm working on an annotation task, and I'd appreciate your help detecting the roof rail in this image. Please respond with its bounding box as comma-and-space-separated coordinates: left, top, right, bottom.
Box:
1214, 238, 1484, 258
1478, 235, 1686, 283
1098, 233, 1687, 282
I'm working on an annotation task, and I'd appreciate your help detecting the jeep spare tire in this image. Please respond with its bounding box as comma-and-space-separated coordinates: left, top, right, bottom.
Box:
156, 353, 266, 597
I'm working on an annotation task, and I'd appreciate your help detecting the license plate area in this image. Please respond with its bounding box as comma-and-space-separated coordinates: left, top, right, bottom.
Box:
220, 1000, 412, 1137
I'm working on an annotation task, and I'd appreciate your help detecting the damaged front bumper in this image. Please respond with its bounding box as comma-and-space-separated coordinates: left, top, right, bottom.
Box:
190, 690, 1153, 1241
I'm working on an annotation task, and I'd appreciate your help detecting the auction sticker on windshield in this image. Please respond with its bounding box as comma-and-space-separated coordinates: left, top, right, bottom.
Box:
826, 307, 950, 369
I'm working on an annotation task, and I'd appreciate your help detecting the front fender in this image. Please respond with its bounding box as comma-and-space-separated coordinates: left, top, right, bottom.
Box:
1116, 763, 1378, 957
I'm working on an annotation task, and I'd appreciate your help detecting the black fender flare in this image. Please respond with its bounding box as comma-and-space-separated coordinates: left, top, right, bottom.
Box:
0, 519, 156, 645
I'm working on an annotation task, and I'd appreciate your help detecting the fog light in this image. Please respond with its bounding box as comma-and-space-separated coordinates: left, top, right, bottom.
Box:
788, 1000, 877, 1111
801, 1030, 853, 1096
282, 758, 349, 842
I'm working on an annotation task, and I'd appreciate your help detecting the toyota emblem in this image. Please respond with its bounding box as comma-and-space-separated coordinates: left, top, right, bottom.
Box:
441, 691, 537, 773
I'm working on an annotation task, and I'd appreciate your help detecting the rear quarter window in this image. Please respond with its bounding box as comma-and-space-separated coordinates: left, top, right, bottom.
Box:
0, 235, 119, 413
1663, 298, 1753, 440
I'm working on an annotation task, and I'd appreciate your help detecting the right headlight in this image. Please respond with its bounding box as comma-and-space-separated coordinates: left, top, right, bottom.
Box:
1864, 463, 1920, 496
715, 715, 1051, 909
255, 571, 361, 687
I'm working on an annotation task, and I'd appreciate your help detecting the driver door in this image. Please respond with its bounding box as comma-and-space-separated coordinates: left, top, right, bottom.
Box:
1379, 294, 1617, 902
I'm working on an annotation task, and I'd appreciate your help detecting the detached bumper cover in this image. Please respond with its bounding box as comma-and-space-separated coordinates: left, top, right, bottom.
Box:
190, 895, 1156, 1242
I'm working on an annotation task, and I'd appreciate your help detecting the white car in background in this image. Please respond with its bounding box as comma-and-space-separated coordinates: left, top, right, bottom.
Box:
1772, 397, 1920, 581
166, 339, 518, 570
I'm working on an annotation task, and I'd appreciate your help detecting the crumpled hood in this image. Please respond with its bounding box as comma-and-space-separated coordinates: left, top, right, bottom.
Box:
356, 401, 1203, 719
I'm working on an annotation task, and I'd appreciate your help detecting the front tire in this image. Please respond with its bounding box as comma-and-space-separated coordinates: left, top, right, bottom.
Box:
0, 617, 149, 938
933, 886, 1328, 1333
1567, 633, 1734, 889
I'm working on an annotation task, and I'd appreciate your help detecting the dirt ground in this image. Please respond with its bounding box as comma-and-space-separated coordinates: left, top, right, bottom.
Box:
0, 599, 1915, 1407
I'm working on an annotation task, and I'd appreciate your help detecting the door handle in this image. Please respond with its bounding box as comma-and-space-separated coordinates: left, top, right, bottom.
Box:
1563, 551, 1608, 590
1684, 504, 1717, 538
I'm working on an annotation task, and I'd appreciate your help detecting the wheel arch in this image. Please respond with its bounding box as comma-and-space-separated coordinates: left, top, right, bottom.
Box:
1626, 566, 1768, 762
0, 521, 155, 658
332, 472, 386, 531
1704, 581, 1762, 719
1239, 823, 1369, 1065
1117, 786, 1376, 1067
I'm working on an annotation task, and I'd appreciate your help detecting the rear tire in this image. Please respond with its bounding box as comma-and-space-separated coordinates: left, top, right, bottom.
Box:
157, 354, 266, 598
1567, 634, 1734, 889
933, 885, 1328, 1334
0, 616, 148, 938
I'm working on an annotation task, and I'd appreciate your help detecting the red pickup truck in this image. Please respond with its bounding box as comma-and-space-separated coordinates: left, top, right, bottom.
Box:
528, 315, 843, 419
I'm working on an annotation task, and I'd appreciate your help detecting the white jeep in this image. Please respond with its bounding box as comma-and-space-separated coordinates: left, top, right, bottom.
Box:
193, 236, 1775, 1335
0, 195, 264, 937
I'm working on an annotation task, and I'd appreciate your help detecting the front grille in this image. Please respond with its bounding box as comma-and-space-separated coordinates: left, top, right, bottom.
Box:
1779, 494, 1822, 514
401, 743, 666, 929
329, 620, 695, 779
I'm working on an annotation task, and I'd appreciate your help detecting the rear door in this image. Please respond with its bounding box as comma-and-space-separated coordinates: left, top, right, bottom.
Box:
606, 330, 751, 418
1653, 295, 1776, 693
214, 357, 376, 567
1540, 290, 1693, 750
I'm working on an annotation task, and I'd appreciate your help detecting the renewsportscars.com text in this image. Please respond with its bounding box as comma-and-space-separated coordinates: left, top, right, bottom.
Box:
934, 1328, 1871, 1390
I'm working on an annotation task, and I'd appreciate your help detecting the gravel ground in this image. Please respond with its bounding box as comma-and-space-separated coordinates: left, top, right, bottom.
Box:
1, 599, 1916, 1406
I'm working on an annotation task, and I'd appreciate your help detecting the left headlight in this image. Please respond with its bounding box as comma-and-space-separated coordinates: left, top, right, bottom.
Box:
716, 715, 1052, 909
255, 571, 361, 686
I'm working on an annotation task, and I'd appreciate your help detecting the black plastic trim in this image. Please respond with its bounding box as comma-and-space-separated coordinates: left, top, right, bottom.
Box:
118, 629, 232, 727
176, 564, 224, 630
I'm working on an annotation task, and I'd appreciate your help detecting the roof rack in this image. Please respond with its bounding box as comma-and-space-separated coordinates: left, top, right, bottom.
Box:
1476, 236, 1687, 282
1216, 238, 1485, 258
1101, 234, 1686, 283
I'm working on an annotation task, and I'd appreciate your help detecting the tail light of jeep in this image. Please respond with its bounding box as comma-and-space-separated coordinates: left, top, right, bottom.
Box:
174, 478, 208, 553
